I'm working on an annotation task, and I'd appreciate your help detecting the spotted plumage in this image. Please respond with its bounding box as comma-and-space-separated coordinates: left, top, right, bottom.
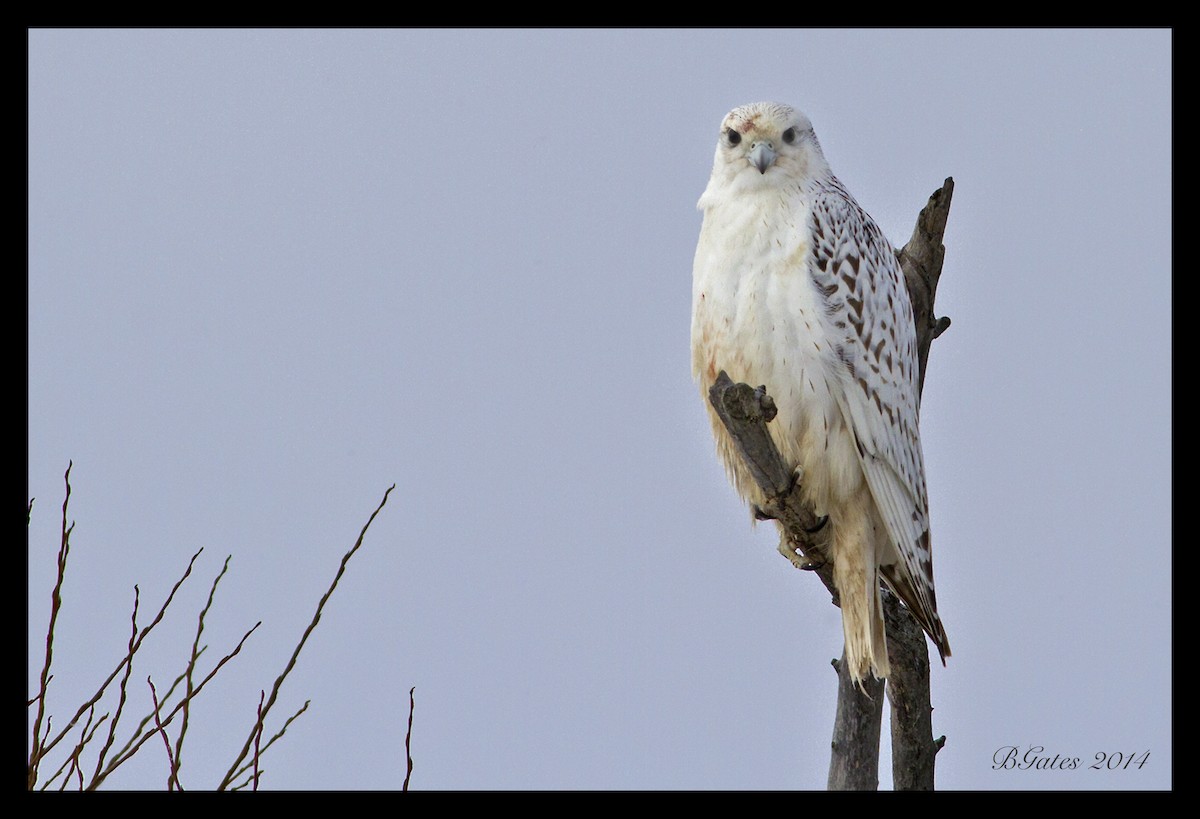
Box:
691, 102, 949, 685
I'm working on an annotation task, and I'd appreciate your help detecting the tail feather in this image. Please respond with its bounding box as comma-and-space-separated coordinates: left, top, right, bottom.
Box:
880, 561, 952, 664
832, 503, 890, 688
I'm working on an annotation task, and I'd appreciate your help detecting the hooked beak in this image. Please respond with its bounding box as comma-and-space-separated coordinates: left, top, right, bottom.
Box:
748, 142, 777, 174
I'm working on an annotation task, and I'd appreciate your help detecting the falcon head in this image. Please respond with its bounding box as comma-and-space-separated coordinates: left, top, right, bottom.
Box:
699, 102, 829, 204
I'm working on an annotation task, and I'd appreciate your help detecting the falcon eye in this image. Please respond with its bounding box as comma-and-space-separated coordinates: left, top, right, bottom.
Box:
782, 127, 797, 145
725, 128, 741, 146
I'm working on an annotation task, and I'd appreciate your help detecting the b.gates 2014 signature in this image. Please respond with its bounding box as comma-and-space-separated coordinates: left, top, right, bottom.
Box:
993, 746, 1150, 771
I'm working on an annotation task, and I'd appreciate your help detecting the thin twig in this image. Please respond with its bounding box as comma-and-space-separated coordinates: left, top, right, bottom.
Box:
90, 585, 141, 785
90, 620, 261, 788
37, 546, 206, 769
57, 705, 95, 791
109, 648, 206, 764
28, 683, 51, 708
147, 677, 182, 791
253, 690, 265, 791
174, 555, 232, 785
43, 709, 107, 791
218, 484, 396, 790
227, 700, 310, 787
28, 462, 74, 789
404, 687, 415, 791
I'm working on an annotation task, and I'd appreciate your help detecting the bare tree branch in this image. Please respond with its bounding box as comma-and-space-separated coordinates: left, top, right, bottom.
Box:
899, 178, 955, 394
884, 591, 940, 790
827, 655, 885, 790
886, 178, 953, 789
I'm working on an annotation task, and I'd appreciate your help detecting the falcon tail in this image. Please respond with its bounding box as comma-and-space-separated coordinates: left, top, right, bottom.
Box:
880, 561, 952, 665
831, 503, 890, 688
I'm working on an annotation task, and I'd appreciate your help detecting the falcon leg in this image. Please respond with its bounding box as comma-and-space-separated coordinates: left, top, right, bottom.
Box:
784, 465, 828, 533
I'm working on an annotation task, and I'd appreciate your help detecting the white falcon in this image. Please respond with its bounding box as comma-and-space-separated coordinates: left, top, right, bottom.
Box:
691, 102, 950, 685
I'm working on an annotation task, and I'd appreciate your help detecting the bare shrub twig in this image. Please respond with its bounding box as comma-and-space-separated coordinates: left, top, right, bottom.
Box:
28, 467, 400, 790
404, 686, 416, 791
218, 484, 396, 790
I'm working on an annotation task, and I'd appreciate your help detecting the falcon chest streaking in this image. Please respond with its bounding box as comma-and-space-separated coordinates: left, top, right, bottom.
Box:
691, 102, 949, 685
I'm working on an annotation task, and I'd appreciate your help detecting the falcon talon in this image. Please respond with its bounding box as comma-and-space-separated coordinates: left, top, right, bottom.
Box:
804, 515, 829, 535
784, 543, 826, 571
752, 504, 776, 522
778, 540, 816, 571
800, 554, 827, 571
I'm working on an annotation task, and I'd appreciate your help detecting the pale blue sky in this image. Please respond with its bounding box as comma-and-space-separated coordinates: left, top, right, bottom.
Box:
28, 28, 1171, 790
